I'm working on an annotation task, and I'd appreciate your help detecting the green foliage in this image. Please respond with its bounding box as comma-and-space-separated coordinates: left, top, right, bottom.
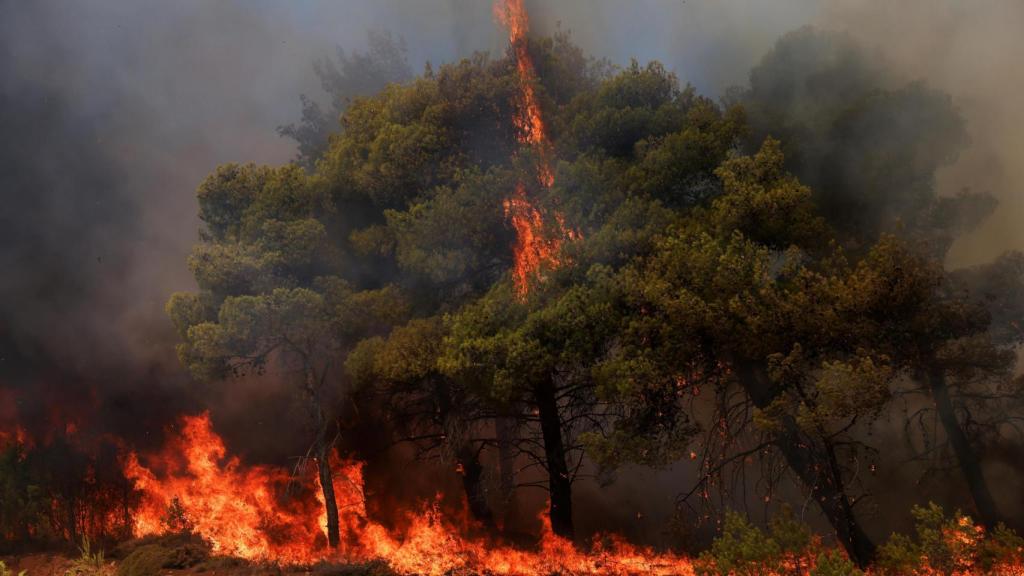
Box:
739, 27, 972, 243
163, 24, 1021, 569
64, 536, 112, 576
710, 137, 825, 249
567, 60, 686, 157
0, 444, 46, 548
280, 30, 414, 169
696, 509, 817, 576
810, 550, 862, 576
696, 508, 865, 576
876, 503, 1024, 575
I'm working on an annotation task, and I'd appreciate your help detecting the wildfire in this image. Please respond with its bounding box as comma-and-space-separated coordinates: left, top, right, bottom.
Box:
123, 412, 697, 575
494, 0, 576, 296
122, 413, 334, 563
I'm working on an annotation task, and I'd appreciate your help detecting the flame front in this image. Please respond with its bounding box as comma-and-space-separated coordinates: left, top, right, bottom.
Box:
495, 0, 575, 297
123, 413, 696, 575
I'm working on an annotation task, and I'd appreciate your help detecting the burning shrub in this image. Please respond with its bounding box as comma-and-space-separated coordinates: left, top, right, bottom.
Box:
158, 498, 192, 535
877, 502, 1024, 575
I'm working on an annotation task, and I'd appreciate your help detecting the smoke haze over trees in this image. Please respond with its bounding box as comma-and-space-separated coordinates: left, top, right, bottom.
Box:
2, 0, 1024, 570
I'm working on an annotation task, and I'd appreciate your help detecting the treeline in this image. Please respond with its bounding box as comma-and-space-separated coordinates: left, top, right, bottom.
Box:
0, 23, 1021, 569
157, 26, 1022, 568
0, 433, 136, 551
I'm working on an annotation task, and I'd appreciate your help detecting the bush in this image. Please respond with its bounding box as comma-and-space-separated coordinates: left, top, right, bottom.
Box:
810, 550, 862, 576
115, 545, 173, 576
877, 502, 1024, 575
694, 507, 865, 576
113, 533, 210, 576
64, 536, 113, 576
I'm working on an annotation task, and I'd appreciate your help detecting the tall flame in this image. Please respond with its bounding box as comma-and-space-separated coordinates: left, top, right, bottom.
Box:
495, 0, 575, 297
124, 413, 697, 575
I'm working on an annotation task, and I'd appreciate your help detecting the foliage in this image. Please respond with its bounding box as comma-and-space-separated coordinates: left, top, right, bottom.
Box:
695, 508, 824, 576
280, 30, 414, 169
0, 444, 46, 549
810, 550, 862, 576
736, 27, 974, 243
876, 503, 1024, 575
64, 536, 112, 576
163, 21, 1024, 568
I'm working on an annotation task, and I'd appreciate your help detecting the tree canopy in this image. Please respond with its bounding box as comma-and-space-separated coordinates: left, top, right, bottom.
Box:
166, 26, 1024, 566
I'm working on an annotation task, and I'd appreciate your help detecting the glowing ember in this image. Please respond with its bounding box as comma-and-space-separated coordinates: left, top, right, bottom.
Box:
494, 0, 576, 297
124, 412, 697, 574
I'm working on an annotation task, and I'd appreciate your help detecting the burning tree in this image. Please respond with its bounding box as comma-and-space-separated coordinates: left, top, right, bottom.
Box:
151, 4, 1024, 571
166, 163, 405, 548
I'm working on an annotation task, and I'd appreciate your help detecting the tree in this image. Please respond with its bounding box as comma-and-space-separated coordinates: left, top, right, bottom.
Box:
280, 30, 413, 170
347, 316, 496, 527
736, 27, 974, 241
167, 163, 405, 548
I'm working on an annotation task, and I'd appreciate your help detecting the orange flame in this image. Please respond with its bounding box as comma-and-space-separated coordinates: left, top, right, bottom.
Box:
494, 0, 576, 297
124, 413, 697, 574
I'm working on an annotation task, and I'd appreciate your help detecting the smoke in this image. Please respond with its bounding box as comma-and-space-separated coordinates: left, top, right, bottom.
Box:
813, 0, 1024, 267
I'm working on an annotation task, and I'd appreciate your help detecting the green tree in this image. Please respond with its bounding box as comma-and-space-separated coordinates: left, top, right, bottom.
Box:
279, 30, 413, 170
167, 163, 405, 548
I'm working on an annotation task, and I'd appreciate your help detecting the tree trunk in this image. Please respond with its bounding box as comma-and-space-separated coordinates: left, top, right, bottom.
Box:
733, 359, 876, 566
928, 367, 1001, 528
304, 364, 340, 548
534, 379, 574, 539
496, 416, 518, 504
316, 438, 341, 548
456, 443, 494, 527
436, 377, 494, 527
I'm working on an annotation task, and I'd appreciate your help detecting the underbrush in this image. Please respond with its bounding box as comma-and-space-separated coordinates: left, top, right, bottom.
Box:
696, 503, 1024, 576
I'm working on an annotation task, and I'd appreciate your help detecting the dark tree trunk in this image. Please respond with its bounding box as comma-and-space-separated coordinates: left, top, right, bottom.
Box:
496, 416, 518, 504
734, 359, 876, 567
436, 377, 494, 527
534, 379, 574, 539
304, 365, 340, 549
456, 443, 494, 527
316, 438, 341, 548
928, 367, 1001, 528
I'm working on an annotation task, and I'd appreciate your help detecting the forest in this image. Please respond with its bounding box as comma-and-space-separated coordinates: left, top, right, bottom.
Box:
2, 2, 1024, 575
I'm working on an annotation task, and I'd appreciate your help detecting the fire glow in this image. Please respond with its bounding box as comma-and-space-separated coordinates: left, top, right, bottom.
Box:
124, 412, 697, 575
495, 0, 577, 297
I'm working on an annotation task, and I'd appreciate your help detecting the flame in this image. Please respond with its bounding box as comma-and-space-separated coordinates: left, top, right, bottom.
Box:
494, 0, 576, 297
0, 425, 31, 449
124, 412, 697, 574
123, 412, 334, 563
